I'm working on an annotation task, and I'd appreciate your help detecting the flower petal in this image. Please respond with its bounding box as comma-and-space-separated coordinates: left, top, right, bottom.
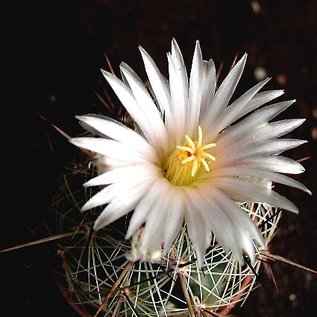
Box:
138, 179, 171, 252
83, 164, 159, 187
82, 164, 158, 213
197, 197, 241, 257
216, 119, 306, 155
101, 69, 161, 145
167, 38, 188, 142
212, 177, 299, 213
125, 178, 167, 239
93, 179, 154, 230
219, 139, 307, 165
162, 187, 185, 254
200, 59, 216, 117
187, 40, 204, 136
184, 190, 210, 266
69, 137, 153, 163
75, 115, 156, 158
211, 189, 264, 263
213, 77, 271, 138
202, 54, 247, 130
240, 155, 305, 174
192, 187, 263, 264
236, 89, 285, 120
250, 119, 306, 142
217, 100, 296, 148
210, 167, 311, 195
139, 46, 172, 130
81, 184, 116, 211
119, 63, 168, 150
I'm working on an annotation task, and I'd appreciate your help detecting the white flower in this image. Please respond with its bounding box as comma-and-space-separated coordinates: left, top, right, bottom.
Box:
70, 38, 311, 266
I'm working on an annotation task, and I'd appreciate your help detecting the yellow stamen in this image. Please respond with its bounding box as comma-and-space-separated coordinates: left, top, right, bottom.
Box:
177, 145, 194, 154
185, 135, 195, 149
164, 126, 216, 186
205, 153, 216, 161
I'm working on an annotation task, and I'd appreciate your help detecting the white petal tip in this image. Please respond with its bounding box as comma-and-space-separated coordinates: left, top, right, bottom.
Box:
171, 37, 178, 46
235, 253, 244, 266
75, 115, 86, 121
75, 114, 98, 123
69, 138, 89, 150
288, 206, 299, 214
306, 188, 313, 195
125, 224, 138, 240
241, 52, 248, 61
125, 230, 133, 240
195, 253, 205, 269
138, 45, 146, 54
263, 77, 272, 83
81, 203, 91, 212
82, 181, 91, 187
195, 39, 201, 47
69, 138, 80, 146
119, 62, 129, 71
93, 220, 104, 231
100, 68, 113, 80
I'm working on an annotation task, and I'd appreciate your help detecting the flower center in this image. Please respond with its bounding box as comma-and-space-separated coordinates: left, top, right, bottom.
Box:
164, 126, 216, 186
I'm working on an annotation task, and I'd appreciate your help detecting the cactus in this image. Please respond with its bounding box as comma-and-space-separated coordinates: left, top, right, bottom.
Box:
49, 162, 281, 316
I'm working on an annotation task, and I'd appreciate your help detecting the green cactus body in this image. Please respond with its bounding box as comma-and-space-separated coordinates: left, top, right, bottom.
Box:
49, 166, 280, 317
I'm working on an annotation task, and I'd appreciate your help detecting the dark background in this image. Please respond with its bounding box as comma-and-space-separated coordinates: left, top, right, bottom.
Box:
3, 1, 317, 316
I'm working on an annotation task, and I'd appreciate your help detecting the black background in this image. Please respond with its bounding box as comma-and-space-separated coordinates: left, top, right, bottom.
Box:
3, 1, 317, 316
